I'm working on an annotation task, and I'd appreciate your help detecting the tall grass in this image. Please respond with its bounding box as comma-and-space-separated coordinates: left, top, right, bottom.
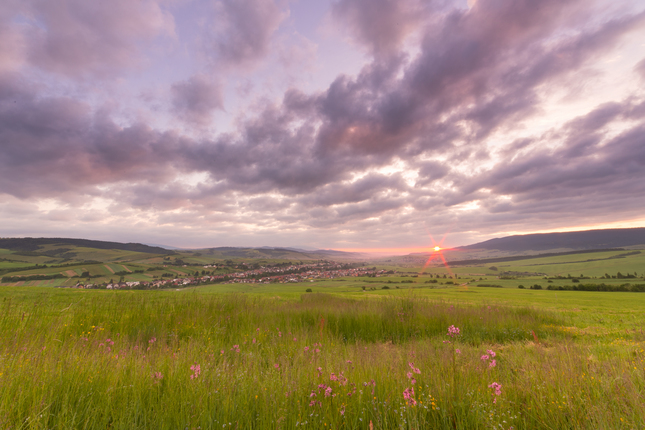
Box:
0, 290, 643, 428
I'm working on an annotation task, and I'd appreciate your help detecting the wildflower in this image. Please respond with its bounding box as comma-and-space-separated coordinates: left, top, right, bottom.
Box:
274, 363, 280, 369
447, 325, 460, 337
407, 372, 413, 379
190, 363, 201, 380
325, 387, 332, 397
304, 346, 310, 352
148, 337, 156, 344
310, 391, 317, 398
340, 405, 345, 416
408, 362, 421, 374
252, 338, 256, 344
455, 349, 461, 354
481, 354, 490, 361
487, 349, 496, 358
489, 382, 502, 397
489, 359, 497, 368
403, 387, 417, 405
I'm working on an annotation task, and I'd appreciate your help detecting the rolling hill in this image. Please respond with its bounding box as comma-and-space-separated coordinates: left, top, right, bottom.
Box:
458, 228, 645, 252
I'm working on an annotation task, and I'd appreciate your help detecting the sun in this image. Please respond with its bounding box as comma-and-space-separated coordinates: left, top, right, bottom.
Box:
419, 232, 455, 278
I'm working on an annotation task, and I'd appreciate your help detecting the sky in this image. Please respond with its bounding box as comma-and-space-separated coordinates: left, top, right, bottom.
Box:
1, 0, 645, 252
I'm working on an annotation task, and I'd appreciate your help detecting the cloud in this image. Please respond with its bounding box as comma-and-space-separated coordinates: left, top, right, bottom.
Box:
1, 0, 645, 248
636, 57, 645, 80
171, 74, 223, 126
20, 0, 175, 78
330, 0, 426, 57
206, 0, 287, 69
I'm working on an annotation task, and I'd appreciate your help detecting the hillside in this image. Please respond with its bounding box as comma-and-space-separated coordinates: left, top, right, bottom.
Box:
458, 228, 645, 252
0, 237, 175, 255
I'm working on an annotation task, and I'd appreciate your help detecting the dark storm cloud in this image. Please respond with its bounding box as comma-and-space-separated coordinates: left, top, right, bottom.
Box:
171, 75, 223, 126
207, 0, 285, 68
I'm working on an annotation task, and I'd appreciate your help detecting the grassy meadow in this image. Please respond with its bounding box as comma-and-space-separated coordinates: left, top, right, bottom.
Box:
2, 281, 645, 429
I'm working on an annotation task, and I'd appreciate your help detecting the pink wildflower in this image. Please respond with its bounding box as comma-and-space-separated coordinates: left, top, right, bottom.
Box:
325, 387, 332, 397
489, 359, 497, 368
252, 338, 256, 344
411, 378, 416, 385
489, 382, 502, 396
455, 349, 461, 354
304, 346, 310, 352
274, 363, 280, 369
340, 405, 345, 416
487, 349, 496, 358
190, 363, 201, 380
403, 387, 417, 405
408, 362, 421, 374
407, 372, 413, 379
481, 354, 490, 361
447, 325, 460, 337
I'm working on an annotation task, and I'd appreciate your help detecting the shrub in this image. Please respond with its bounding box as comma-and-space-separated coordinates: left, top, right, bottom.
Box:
518, 284, 525, 289
305, 288, 313, 293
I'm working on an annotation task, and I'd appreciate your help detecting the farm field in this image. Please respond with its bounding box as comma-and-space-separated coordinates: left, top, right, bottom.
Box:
1, 279, 645, 429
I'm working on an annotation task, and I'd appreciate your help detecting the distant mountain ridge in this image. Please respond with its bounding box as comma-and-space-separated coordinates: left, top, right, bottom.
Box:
460, 228, 645, 252
0, 237, 175, 255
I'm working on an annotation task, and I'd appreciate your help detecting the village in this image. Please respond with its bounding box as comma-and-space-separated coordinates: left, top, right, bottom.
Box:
74, 261, 389, 290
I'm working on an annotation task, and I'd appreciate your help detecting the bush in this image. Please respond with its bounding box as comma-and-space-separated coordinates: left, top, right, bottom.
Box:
305, 288, 313, 293
381, 286, 390, 289
518, 285, 525, 289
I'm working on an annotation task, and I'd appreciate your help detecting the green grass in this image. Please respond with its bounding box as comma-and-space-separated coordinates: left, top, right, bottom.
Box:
0, 285, 644, 429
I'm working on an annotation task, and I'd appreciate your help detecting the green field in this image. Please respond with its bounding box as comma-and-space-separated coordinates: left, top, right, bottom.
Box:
1, 244, 645, 428
1, 279, 645, 429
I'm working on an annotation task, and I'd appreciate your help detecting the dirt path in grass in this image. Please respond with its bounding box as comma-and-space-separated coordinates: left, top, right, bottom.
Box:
104, 265, 115, 273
